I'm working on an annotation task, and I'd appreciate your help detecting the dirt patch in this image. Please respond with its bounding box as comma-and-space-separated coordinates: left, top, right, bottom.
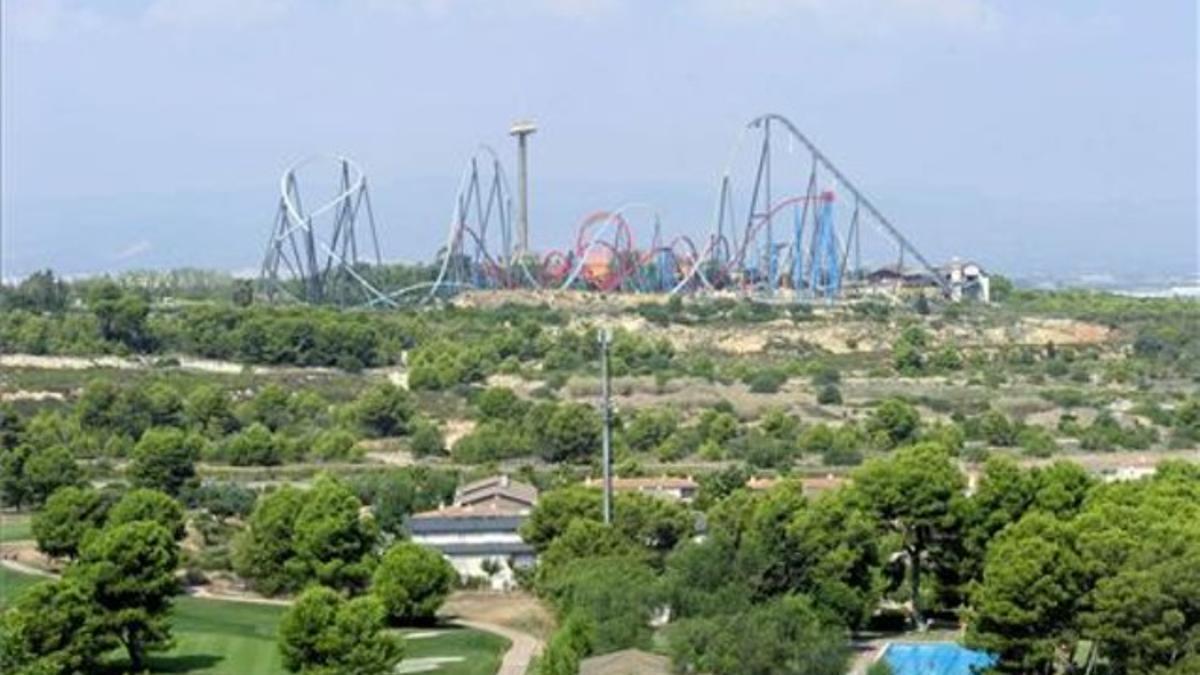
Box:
441, 591, 555, 642
443, 419, 476, 448
0, 353, 343, 377
361, 438, 416, 466
0, 390, 65, 402
0, 541, 61, 574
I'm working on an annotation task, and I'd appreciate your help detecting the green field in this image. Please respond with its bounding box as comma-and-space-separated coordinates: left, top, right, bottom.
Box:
0, 513, 33, 542
0, 567, 508, 674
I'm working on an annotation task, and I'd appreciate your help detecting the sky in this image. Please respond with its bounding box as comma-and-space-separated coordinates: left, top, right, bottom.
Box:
1, 0, 1197, 281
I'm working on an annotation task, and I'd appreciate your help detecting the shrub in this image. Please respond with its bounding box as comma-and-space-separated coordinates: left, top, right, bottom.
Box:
312, 429, 361, 462
351, 383, 415, 438
746, 369, 787, 394
409, 419, 446, 457
816, 384, 843, 405
222, 423, 281, 466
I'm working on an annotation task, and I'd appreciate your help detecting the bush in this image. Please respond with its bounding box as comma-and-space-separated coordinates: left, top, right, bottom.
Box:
221, 423, 282, 466
451, 421, 531, 463
816, 384, 843, 405
371, 542, 457, 625
409, 419, 446, 457
866, 399, 921, 449
1018, 426, 1058, 457
312, 429, 361, 462
746, 369, 787, 394
474, 387, 528, 421
624, 408, 679, 453
351, 383, 415, 438
191, 481, 257, 520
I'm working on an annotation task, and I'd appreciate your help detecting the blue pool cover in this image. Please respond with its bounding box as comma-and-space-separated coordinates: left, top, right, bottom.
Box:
883, 642, 997, 675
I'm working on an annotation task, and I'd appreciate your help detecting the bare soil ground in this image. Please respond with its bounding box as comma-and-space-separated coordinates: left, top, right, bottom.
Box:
441, 591, 555, 643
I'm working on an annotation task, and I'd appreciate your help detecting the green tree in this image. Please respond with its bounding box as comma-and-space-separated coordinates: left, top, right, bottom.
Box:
541, 555, 659, 653
292, 474, 379, 593
989, 274, 1014, 302
107, 488, 187, 541
242, 384, 293, 432
451, 421, 532, 463
536, 615, 594, 675
311, 428, 360, 462
222, 423, 282, 466
129, 427, 200, 496
17, 445, 83, 507
33, 486, 112, 559
372, 542, 456, 624
816, 384, 843, 405
853, 443, 964, 623
966, 512, 1084, 673
979, 410, 1020, 447
1072, 462, 1200, 672
233, 485, 306, 595
536, 403, 601, 463
699, 409, 739, 444
407, 419, 445, 457
666, 594, 847, 675
537, 520, 640, 583
0, 402, 25, 450
892, 326, 930, 375
183, 385, 240, 437
70, 520, 180, 672
3, 270, 69, 313
0, 578, 111, 675
522, 486, 692, 562
351, 383, 415, 438
278, 586, 403, 675
143, 382, 185, 428
1079, 536, 1200, 673
930, 346, 964, 371
865, 398, 921, 449
193, 481, 257, 520
1, 450, 34, 510
351, 468, 457, 536
87, 281, 152, 351
624, 408, 679, 453
474, 387, 529, 421
0, 446, 34, 509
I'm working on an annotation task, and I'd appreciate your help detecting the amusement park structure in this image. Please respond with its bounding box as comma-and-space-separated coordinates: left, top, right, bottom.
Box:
260, 155, 396, 307
260, 114, 951, 306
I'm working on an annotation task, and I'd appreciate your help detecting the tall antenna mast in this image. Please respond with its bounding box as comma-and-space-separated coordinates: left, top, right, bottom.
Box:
598, 327, 613, 525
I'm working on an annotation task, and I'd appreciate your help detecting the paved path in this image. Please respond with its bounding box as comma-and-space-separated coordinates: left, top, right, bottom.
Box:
0, 557, 56, 579
457, 619, 541, 675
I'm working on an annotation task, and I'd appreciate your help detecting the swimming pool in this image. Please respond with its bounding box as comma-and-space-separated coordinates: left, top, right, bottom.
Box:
881, 642, 997, 675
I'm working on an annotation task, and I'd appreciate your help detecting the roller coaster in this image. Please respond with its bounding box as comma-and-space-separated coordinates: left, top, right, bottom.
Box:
260, 114, 950, 305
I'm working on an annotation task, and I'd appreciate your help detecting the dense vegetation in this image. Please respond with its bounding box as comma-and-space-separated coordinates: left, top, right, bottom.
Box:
3, 268, 1199, 674
529, 452, 1200, 674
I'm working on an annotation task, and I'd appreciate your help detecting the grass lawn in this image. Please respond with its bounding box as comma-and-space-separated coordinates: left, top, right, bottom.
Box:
0, 567, 508, 674
0, 512, 33, 542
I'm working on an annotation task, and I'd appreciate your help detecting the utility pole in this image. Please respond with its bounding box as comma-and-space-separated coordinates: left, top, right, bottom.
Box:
509, 119, 537, 258
598, 327, 613, 525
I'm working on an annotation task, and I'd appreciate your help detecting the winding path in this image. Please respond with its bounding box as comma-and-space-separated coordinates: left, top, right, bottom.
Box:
456, 619, 541, 675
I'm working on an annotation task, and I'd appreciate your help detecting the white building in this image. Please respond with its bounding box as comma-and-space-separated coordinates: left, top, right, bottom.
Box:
408, 475, 538, 591
941, 259, 991, 303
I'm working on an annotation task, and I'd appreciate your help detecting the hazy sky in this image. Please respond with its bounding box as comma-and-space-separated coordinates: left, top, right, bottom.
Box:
2, 0, 1196, 280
